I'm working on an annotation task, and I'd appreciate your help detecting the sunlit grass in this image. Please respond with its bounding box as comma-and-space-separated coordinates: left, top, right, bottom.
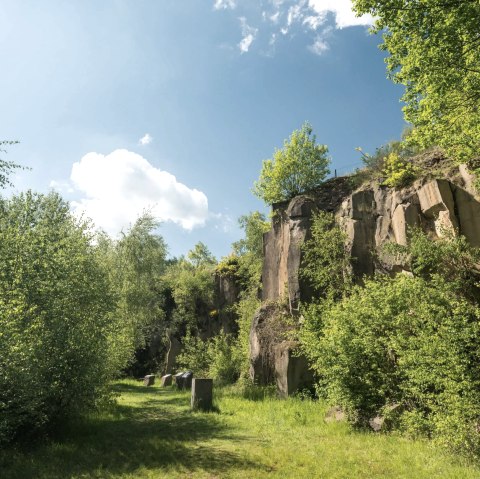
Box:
1, 380, 479, 478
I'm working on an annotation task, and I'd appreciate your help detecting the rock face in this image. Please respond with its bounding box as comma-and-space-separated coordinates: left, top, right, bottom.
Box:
262, 178, 355, 311
214, 273, 241, 335
261, 170, 480, 307
164, 336, 182, 375
249, 304, 313, 392
274, 341, 314, 398
252, 168, 480, 396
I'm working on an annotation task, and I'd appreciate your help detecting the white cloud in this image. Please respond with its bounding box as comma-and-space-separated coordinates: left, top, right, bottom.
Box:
308, 0, 374, 29
139, 133, 153, 145
309, 36, 329, 55
69, 149, 209, 234
238, 17, 258, 53
214, 0, 236, 10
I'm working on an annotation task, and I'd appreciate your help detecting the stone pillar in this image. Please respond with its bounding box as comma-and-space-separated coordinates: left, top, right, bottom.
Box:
191, 378, 213, 411
173, 372, 184, 389
143, 374, 155, 386
160, 374, 172, 387
182, 371, 193, 389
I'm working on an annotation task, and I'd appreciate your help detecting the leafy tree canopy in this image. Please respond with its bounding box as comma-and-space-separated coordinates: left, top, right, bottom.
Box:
253, 122, 330, 205
353, 0, 480, 161
0, 141, 24, 189
187, 241, 216, 268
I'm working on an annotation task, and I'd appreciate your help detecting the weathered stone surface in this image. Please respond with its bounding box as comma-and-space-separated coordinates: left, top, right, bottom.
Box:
274, 341, 314, 398
181, 371, 194, 390
160, 374, 172, 387
391, 202, 421, 246
325, 406, 346, 423
417, 179, 458, 236
260, 172, 480, 305
249, 304, 277, 385
454, 185, 480, 247
191, 378, 213, 411
214, 274, 241, 335
173, 372, 185, 389
143, 374, 155, 386
165, 336, 182, 375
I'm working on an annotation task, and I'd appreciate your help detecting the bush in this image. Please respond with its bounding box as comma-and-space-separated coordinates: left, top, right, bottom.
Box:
382, 152, 418, 187
0, 192, 116, 444
176, 331, 242, 384
311, 275, 480, 456
176, 332, 211, 377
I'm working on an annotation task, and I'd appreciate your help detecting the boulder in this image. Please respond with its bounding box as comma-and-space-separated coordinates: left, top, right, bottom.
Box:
369, 415, 384, 432
160, 374, 172, 387
191, 378, 213, 411
325, 406, 346, 423
274, 341, 314, 398
143, 374, 155, 386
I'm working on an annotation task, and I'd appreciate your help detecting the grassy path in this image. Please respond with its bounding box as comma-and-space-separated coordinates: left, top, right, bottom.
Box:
1, 380, 480, 478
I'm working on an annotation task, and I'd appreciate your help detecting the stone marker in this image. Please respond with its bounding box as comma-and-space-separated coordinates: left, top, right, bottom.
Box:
173, 372, 185, 389
143, 374, 155, 386
191, 378, 213, 411
181, 371, 194, 389
160, 374, 172, 387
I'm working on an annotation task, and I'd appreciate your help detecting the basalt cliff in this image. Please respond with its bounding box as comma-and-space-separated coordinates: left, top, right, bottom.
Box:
250, 158, 480, 395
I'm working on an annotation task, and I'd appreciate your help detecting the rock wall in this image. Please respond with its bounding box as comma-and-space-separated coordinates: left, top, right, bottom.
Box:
262, 167, 480, 309
252, 166, 480, 394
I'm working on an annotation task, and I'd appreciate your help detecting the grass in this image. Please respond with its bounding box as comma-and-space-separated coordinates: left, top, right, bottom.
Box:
1, 380, 480, 478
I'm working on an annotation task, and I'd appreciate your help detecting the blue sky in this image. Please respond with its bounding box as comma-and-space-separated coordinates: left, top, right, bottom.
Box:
0, 0, 406, 259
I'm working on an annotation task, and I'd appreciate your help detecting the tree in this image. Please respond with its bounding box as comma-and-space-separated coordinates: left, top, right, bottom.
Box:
232, 211, 270, 259
187, 241, 216, 268
97, 213, 168, 372
0, 192, 116, 444
0, 141, 24, 189
253, 122, 330, 205
353, 0, 480, 161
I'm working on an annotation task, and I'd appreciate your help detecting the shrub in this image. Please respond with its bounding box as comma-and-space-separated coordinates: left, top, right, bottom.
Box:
176, 332, 211, 377
382, 152, 418, 187
312, 275, 480, 456
300, 211, 352, 301
0, 192, 116, 445
208, 332, 242, 384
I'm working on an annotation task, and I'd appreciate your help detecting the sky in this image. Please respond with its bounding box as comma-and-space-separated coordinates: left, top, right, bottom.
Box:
0, 0, 406, 259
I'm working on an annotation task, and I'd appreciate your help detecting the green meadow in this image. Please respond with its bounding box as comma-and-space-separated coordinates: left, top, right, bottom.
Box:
2, 380, 479, 479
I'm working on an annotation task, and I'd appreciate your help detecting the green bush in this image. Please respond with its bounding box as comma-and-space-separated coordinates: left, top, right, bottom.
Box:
0, 192, 116, 445
311, 275, 480, 456
382, 152, 418, 187
176, 331, 242, 384
176, 332, 211, 377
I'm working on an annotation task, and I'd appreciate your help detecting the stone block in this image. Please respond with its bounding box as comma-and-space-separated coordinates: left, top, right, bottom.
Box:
143, 374, 155, 386
173, 372, 185, 389
181, 371, 193, 389
160, 374, 172, 387
191, 378, 213, 411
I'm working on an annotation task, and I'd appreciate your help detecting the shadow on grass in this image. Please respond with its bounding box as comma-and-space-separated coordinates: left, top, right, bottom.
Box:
0, 383, 261, 479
